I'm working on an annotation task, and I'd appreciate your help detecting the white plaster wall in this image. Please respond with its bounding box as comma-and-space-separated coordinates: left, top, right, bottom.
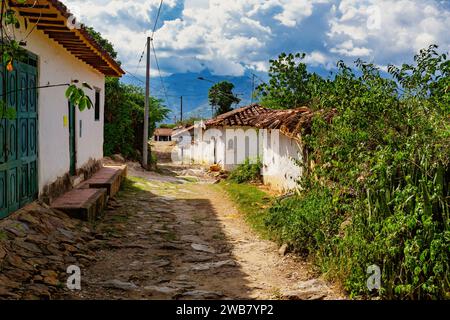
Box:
186, 126, 304, 192
15, 26, 105, 193
190, 127, 227, 167
262, 131, 303, 192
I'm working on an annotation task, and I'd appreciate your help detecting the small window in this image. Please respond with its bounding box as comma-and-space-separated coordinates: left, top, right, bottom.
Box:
228, 139, 234, 150
94, 90, 100, 121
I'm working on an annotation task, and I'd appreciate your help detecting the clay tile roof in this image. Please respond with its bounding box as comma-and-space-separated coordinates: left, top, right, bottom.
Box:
186, 104, 336, 141
154, 128, 173, 136
205, 104, 272, 127
10, 0, 124, 77
249, 107, 311, 138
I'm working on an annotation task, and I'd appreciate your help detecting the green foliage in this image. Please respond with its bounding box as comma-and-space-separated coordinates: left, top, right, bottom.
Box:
256, 53, 316, 109
266, 185, 341, 256
208, 81, 241, 116
65, 83, 93, 111
104, 77, 170, 160
0, 100, 16, 120
85, 27, 120, 62
259, 45, 450, 299
1, 1, 27, 66
159, 123, 176, 129
228, 158, 262, 183
219, 181, 273, 235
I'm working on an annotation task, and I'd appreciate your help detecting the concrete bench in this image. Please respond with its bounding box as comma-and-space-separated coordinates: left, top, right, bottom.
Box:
51, 188, 107, 222
80, 166, 126, 197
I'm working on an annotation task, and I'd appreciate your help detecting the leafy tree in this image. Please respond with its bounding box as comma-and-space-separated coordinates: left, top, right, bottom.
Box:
159, 124, 176, 129
256, 53, 314, 109
104, 78, 170, 159
208, 81, 241, 116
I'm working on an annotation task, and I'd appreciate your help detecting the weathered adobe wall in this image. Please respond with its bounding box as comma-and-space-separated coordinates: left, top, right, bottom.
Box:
262, 132, 304, 192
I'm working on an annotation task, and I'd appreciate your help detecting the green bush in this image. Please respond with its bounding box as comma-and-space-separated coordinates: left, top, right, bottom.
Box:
258, 46, 449, 299
266, 185, 342, 256
228, 158, 262, 183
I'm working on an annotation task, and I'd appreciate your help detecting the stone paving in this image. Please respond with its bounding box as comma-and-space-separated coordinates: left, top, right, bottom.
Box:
0, 203, 96, 299
0, 162, 343, 300
64, 164, 343, 300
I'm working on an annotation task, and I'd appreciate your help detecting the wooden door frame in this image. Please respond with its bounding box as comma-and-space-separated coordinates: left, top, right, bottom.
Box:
68, 101, 77, 176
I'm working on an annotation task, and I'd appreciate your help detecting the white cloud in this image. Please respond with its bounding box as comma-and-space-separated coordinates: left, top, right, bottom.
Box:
62, 0, 450, 77
330, 40, 372, 57
327, 0, 450, 65
304, 51, 330, 65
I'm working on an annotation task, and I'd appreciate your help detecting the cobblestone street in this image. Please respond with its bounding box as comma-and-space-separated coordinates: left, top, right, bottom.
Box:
63, 164, 342, 300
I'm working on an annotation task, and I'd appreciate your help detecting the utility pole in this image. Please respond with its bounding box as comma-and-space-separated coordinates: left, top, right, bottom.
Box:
142, 36, 151, 169
180, 96, 183, 122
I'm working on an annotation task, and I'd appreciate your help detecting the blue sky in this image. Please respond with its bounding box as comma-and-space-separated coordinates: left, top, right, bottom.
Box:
64, 0, 450, 119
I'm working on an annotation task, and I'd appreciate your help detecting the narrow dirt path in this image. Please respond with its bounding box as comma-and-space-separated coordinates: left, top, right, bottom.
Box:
65, 164, 343, 300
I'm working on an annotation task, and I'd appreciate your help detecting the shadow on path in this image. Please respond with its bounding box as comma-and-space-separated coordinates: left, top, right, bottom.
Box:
66, 175, 256, 300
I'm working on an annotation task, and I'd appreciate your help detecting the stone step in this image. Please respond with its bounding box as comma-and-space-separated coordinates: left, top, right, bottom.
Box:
104, 164, 128, 179
51, 188, 107, 222
79, 165, 127, 197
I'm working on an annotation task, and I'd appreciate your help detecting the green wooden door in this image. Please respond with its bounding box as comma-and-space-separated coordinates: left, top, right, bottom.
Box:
68, 102, 76, 176
0, 54, 38, 218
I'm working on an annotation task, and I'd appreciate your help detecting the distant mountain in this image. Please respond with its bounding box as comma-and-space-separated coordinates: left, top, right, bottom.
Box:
121, 66, 339, 124
122, 69, 267, 123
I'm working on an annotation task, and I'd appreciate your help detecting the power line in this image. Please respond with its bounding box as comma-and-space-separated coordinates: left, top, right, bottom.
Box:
151, 0, 164, 38
133, 0, 164, 77
122, 68, 145, 84
251, 73, 265, 84
151, 40, 170, 108
134, 41, 147, 75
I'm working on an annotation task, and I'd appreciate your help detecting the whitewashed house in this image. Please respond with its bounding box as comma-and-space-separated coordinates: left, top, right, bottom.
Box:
0, 0, 124, 218
173, 105, 313, 192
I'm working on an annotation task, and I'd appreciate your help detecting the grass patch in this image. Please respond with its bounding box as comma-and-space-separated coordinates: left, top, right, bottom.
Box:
219, 181, 273, 237
228, 158, 262, 183
178, 176, 199, 183
121, 176, 166, 193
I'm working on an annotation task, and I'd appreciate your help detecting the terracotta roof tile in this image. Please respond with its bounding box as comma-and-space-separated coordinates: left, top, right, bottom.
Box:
205, 104, 336, 140
205, 104, 272, 127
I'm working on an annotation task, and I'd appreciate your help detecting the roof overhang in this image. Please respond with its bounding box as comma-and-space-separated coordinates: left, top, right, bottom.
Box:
10, 0, 124, 77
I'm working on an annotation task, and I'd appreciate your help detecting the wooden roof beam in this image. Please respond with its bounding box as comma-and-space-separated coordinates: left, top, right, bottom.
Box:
19, 11, 58, 18
28, 18, 65, 25
9, 3, 50, 9
37, 25, 70, 31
